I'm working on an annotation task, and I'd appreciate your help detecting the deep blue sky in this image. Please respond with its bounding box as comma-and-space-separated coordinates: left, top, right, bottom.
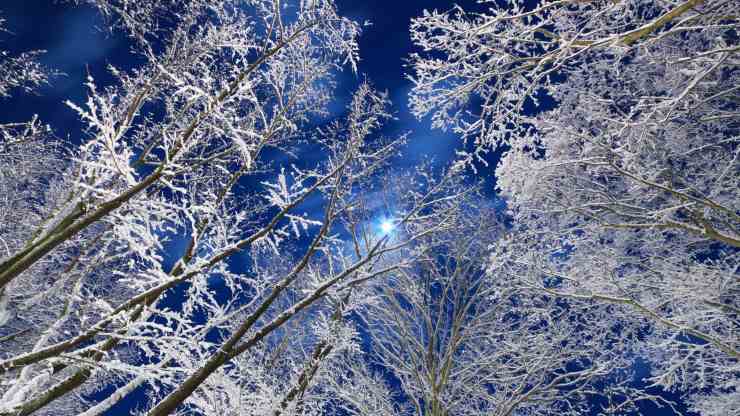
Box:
0, 1, 684, 415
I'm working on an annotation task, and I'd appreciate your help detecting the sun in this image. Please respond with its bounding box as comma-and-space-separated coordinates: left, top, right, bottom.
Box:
380, 220, 394, 234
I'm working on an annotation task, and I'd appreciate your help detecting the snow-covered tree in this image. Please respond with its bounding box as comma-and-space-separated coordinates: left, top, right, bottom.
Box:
1, 6, 470, 410
0, 1, 424, 414
409, 0, 739, 413
0, 0, 361, 290
365, 208, 667, 416
0, 12, 62, 348
0, 14, 57, 286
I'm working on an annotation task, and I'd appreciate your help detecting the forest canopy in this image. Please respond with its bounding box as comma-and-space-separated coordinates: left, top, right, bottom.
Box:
0, 1, 737, 415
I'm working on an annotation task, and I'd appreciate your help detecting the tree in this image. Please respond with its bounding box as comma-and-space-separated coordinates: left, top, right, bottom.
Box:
0, 0, 362, 290
409, 0, 739, 413
365, 207, 668, 416
0, 14, 59, 329
1, 1, 471, 414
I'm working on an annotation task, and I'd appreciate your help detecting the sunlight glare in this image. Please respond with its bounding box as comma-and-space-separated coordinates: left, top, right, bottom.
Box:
380, 220, 394, 234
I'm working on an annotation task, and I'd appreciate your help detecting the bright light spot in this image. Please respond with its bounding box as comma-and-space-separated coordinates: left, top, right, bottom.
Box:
380, 220, 394, 234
